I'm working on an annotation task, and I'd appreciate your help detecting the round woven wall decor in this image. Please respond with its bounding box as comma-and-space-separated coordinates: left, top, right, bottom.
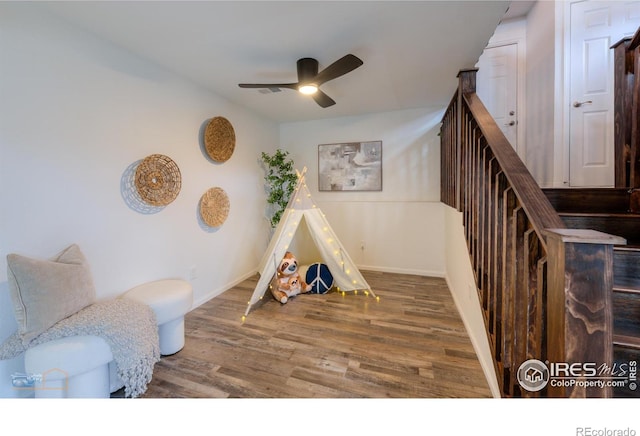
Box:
204, 116, 235, 162
200, 187, 230, 227
134, 154, 182, 206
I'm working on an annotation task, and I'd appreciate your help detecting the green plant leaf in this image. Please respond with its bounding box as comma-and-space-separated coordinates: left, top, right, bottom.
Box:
261, 149, 297, 229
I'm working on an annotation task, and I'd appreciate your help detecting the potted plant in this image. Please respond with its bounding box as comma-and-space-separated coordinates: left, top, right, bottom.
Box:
260, 149, 298, 229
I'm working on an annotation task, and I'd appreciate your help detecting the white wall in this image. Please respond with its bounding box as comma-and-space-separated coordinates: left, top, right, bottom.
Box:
280, 107, 445, 276
525, 0, 559, 188
0, 0, 279, 386
0, 2, 279, 302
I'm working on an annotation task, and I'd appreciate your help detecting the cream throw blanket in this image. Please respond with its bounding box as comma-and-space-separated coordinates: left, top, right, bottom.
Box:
0, 298, 160, 398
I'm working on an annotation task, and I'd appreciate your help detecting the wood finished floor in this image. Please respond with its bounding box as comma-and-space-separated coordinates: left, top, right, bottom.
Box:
141, 271, 492, 398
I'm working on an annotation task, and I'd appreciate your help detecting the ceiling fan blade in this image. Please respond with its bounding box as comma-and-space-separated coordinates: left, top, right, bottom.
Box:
313, 54, 363, 86
238, 83, 298, 90
312, 90, 336, 108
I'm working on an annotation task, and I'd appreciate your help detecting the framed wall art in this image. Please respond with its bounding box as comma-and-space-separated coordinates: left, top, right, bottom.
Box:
318, 141, 382, 191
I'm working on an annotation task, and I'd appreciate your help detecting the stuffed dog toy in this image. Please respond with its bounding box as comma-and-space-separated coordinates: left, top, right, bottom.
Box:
270, 251, 311, 304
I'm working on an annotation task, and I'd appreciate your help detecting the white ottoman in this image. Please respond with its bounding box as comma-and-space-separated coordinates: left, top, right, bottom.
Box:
24, 335, 113, 398
123, 279, 193, 355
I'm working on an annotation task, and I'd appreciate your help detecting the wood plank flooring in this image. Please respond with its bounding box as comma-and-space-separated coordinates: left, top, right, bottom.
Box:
141, 271, 492, 398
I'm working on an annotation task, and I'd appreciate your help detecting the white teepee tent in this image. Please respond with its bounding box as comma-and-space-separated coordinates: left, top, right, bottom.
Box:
245, 167, 375, 316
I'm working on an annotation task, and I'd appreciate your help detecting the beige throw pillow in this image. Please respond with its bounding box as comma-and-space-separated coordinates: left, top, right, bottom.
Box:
6, 244, 96, 345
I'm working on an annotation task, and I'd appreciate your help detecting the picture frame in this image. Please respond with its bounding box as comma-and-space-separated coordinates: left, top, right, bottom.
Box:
318, 141, 382, 191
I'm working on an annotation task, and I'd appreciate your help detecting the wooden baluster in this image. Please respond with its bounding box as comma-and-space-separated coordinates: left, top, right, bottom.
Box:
502, 187, 517, 396
537, 255, 548, 361
468, 121, 476, 259
461, 108, 468, 228
472, 127, 481, 279
493, 171, 507, 366
467, 116, 474, 255
447, 104, 455, 206
464, 119, 475, 254
512, 206, 529, 396
479, 144, 489, 308
524, 230, 542, 360
521, 228, 541, 397
486, 155, 498, 333
444, 99, 457, 207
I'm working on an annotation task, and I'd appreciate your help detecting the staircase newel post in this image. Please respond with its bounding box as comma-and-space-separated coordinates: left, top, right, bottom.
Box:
543, 228, 625, 398
458, 68, 478, 94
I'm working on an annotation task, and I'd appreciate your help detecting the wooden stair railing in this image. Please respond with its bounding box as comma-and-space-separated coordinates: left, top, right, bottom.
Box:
441, 69, 624, 397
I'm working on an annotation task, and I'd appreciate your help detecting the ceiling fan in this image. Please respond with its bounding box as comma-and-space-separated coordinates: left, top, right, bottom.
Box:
238, 54, 363, 108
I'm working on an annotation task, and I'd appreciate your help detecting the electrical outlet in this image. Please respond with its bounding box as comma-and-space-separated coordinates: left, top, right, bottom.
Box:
360, 240, 365, 250
189, 266, 197, 280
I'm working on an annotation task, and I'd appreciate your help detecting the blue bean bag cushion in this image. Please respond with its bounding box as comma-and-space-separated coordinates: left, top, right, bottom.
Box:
305, 263, 334, 294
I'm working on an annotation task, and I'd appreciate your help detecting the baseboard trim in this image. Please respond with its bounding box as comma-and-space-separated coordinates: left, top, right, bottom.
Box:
192, 270, 257, 309
357, 264, 446, 278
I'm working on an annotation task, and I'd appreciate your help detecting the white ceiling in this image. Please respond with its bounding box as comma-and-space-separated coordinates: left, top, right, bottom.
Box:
42, 1, 521, 123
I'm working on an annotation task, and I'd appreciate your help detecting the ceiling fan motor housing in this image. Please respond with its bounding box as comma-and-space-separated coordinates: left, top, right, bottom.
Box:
297, 58, 319, 85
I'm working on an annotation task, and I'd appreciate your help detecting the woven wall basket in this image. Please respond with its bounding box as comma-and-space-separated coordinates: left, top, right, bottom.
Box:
134, 154, 182, 206
204, 116, 235, 162
200, 187, 230, 227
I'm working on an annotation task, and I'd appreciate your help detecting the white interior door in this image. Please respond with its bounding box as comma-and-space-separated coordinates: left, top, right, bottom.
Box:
569, 0, 640, 187
477, 43, 518, 151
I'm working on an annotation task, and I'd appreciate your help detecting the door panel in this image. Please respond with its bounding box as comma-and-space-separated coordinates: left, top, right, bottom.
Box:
569, 0, 640, 187
583, 110, 608, 166
476, 43, 518, 150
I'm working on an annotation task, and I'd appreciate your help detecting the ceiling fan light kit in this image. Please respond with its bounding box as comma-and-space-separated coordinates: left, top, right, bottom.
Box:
298, 84, 318, 95
238, 54, 363, 108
